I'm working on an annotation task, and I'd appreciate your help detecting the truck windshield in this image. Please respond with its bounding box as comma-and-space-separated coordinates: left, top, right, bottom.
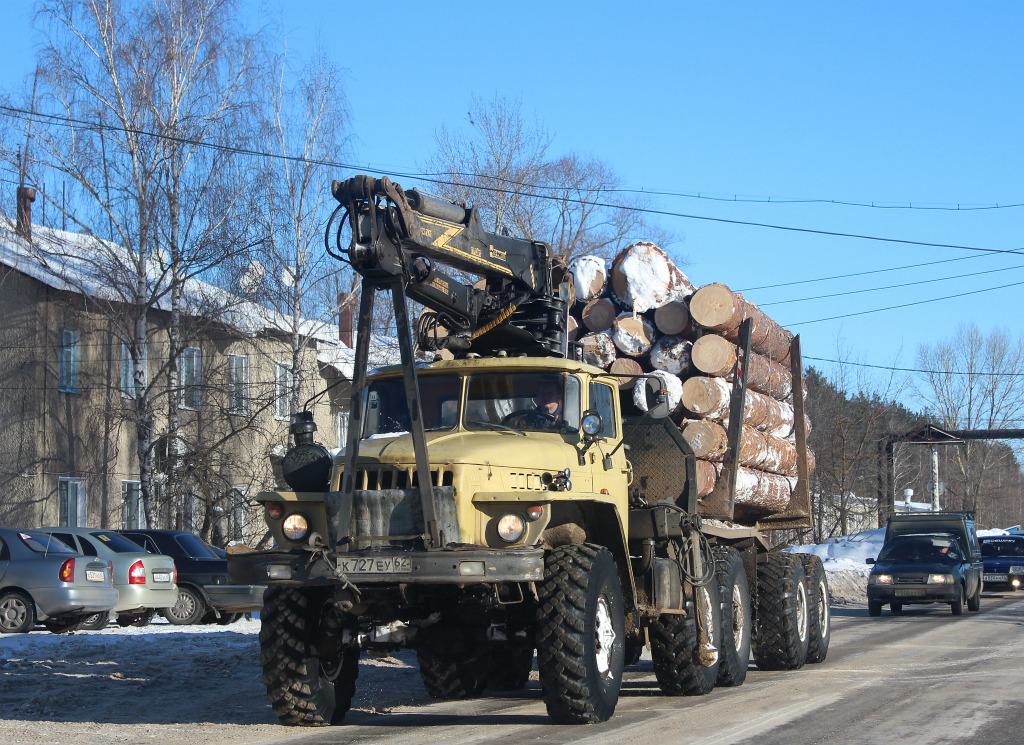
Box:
464, 372, 580, 433
362, 375, 463, 437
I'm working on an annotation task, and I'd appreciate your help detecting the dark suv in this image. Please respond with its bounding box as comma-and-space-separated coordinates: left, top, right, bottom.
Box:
118, 530, 264, 624
867, 532, 982, 616
979, 535, 1024, 592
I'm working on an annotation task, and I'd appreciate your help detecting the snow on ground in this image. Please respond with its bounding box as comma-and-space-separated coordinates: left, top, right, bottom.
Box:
0, 617, 432, 745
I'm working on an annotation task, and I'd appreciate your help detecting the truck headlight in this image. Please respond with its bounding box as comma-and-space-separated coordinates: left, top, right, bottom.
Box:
869, 574, 893, 585
927, 574, 953, 584
282, 513, 310, 541
496, 514, 526, 543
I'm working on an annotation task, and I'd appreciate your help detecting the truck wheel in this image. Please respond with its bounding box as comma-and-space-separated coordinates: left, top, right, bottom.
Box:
418, 648, 488, 699
535, 543, 625, 724
967, 583, 981, 612
164, 586, 206, 625
753, 554, 810, 670
950, 585, 964, 616
260, 586, 358, 726
651, 579, 722, 696
486, 641, 534, 691
868, 601, 882, 617
797, 554, 831, 664
0, 591, 36, 634
714, 546, 751, 686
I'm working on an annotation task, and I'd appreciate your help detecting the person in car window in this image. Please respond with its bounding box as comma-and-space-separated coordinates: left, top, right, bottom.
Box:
536, 378, 563, 423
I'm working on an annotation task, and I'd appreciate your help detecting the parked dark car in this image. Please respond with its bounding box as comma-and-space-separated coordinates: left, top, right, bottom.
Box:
0, 527, 119, 633
979, 535, 1024, 592
117, 529, 263, 625
867, 532, 982, 616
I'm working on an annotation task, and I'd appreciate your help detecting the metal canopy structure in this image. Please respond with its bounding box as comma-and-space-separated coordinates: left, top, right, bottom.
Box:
877, 425, 1024, 522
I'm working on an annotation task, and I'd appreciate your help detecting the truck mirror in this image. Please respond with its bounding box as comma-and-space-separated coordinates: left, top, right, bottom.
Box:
866, 557, 875, 565
643, 378, 670, 419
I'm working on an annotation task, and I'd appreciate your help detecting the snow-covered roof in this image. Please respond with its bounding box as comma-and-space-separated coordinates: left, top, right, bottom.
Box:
0, 218, 398, 376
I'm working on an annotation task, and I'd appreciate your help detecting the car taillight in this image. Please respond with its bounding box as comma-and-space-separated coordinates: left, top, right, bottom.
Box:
173, 564, 178, 584
59, 557, 75, 583
129, 560, 147, 584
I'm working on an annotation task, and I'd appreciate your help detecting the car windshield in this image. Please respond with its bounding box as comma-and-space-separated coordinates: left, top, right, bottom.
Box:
362, 375, 462, 437
981, 539, 1024, 558
20, 531, 77, 554
90, 531, 148, 553
878, 535, 962, 562
465, 372, 581, 433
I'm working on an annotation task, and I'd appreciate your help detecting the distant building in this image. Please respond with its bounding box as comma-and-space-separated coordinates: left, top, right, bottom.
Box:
0, 210, 382, 545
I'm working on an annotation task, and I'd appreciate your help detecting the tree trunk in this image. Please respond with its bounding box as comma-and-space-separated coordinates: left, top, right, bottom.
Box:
570, 255, 607, 301
581, 298, 617, 332
608, 357, 643, 389
609, 241, 695, 313
611, 312, 656, 357
689, 282, 794, 364
578, 331, 617, 369
690, 334, 793, 400
650, 335, 692, 375
653, 300, 692, 336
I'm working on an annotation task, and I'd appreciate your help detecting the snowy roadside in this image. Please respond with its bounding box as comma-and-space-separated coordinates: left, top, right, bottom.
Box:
0, 618, 431, 745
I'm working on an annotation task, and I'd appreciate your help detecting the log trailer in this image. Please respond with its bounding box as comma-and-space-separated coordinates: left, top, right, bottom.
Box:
228, 175, 830, 726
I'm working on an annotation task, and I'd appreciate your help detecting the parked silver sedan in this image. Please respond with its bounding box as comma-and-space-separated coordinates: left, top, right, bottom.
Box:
37, 528, 177, 629
0, 527, 118, 634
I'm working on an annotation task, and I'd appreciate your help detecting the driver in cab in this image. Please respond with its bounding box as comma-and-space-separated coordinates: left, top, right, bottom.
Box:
532, 377, 563, 429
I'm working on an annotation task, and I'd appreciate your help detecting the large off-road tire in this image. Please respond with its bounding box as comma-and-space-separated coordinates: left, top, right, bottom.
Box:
797, 554, 831, 664
0, 591, 35, 634
714, 546, 752, 686
79, 611, 111, 631
163, 586, 207, 625
753, 553, 810, 671
535, 544, 625, 724
967, 582, 981, 612
485, 641, 534, 691
650, 579, 722, 696
950, 584, 965, 616
418, 647, 488, 699
260, 586, 359, 726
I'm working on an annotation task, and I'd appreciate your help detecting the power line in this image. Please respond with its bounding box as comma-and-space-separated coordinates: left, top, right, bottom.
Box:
760, 264, 1024, 306
786, 279, 1024, 326
5, 104, 1024, 257
804, 355, 1024, 377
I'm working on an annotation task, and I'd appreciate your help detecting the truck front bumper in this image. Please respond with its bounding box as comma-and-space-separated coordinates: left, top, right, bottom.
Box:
228, 547, 545, 587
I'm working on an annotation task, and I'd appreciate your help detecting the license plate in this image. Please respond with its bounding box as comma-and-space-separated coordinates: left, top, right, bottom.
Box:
895, 589, 925, 597
984, 573, 1008, 582
338, 555, 412, 574
85, 570, 104, 582
153, 572, 171, 583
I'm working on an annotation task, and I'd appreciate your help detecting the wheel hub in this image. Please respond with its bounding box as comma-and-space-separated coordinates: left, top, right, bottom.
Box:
796, 580, 809, 642
594, 596, 617, 677
731, 584, 747, 649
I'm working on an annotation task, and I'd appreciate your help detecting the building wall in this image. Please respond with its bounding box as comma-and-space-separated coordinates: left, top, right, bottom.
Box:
0, 265, 348, 545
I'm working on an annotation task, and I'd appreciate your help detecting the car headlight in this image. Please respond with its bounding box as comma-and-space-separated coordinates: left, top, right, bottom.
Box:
869, 573, 893, 585
282, 513, 310, 541
1010, 566, 1024, 574
927, 574, 954, 584
496, 513, 526, 543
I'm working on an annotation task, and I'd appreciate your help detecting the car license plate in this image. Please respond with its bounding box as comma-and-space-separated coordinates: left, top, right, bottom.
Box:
86, 570, 104, 582
984, 573, 1008, 582
338, 555, 412, 574
153, 572, 171, 583
895, 589, 926, 597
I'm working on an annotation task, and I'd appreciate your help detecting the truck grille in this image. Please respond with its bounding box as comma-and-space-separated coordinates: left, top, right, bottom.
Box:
351, 466, 454, 490
325, 485, 459, 549
508, 472, 545, 490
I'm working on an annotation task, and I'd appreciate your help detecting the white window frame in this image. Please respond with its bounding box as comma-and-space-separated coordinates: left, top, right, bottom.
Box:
59, 328, 79, 393
58, 477, 88, 527
274, 362, 293, 420
180, 347, 202, 410
120, 343, 137, 398
228, 354, 249, 415
121, 480, 144, 529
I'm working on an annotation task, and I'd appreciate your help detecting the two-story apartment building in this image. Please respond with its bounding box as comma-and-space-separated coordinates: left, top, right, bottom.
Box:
0, 213, 380, 546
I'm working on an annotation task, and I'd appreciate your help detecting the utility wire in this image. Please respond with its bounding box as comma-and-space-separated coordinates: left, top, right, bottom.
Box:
804, 356, 1024, 377
4, 104, 1024, 257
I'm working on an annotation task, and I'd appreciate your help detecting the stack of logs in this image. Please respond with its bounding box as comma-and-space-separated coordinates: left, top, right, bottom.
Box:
569, 241, 814, 519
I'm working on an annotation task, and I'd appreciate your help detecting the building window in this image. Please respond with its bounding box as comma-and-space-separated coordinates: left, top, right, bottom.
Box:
337, 410, 350, 449
274, 362, 293, 420
228, 355, 249, 414
180, 347, 202, 410
58, 329, 79, 392
122, 480, 144, 529
58, 478, 87, 527
120, 343, 137, 398
227, 486, 249, 543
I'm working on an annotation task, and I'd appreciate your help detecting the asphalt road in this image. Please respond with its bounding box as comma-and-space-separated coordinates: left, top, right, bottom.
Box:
285, 594, 1024, 745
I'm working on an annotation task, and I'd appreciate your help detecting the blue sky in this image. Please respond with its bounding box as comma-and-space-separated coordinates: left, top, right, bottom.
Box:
3, 1, 1022, 406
